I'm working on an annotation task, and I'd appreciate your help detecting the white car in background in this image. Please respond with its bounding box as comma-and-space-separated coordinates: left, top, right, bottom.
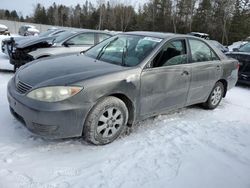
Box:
9, 29, 113, 70
0, 24, 10, 35
18, 25, 40, 36
228, 41, 248, 51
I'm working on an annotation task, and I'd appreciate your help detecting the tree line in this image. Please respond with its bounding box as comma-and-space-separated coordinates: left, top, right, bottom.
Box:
0, 0, 250, 45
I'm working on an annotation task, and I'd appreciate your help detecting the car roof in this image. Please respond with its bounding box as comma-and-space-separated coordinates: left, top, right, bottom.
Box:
65, 29, 113, 35
125, 31, 175, 39
124, 31, 197, 39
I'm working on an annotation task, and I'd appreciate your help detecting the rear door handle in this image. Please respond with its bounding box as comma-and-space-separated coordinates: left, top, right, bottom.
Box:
181, 70, 189, 76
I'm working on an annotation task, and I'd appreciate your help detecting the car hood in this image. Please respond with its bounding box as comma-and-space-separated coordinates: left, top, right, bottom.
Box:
2, 36, 27, 43
16, 36, 55, 48
17, 54, 126, 87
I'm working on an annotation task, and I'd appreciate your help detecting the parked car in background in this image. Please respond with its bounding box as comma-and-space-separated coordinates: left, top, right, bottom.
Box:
9, 29, 112, 71
7, 32, 238, 145
228, 41, 248, 52
1, 29, 66, 56
187, 32, 210, 39
208, 40, 229, 53
0, 24, 10, 35
18, 25, 40, 36
226, 42, 250, 85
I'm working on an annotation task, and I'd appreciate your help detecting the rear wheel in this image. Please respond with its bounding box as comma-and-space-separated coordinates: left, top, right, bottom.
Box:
203, 81, 224, 109
83, 96, 128, 145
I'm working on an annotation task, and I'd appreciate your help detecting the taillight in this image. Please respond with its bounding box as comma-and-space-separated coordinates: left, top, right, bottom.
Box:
237, 62, 240, 70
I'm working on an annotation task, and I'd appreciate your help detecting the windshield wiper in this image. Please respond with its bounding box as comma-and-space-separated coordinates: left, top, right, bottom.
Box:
96, 37, 118, 60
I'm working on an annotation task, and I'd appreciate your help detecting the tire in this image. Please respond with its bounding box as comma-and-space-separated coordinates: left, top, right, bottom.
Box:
203, 81, 224, 109
83, 96, 128, 145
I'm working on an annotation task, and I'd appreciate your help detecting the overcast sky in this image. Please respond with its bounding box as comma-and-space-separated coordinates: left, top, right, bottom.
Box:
0, 0, 147, 17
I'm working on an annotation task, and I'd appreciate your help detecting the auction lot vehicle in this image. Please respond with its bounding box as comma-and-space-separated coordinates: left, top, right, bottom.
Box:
7, 32, 238, 145
8, 29, 112, 70
0, 24, 10, 35
187, 32, 210, 39
226, 42, 250, 85
18, 25, 40, 36
1, 29, 66, 56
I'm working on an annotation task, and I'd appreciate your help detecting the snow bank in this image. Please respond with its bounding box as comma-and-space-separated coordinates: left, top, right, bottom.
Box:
0, 46, 250, 188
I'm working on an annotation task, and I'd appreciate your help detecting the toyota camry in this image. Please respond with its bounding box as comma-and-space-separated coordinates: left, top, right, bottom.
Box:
8, 32, 238, 145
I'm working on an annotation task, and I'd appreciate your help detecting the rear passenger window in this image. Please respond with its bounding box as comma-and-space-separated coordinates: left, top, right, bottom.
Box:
189, 39, 219, 62
152, 39, 187, 67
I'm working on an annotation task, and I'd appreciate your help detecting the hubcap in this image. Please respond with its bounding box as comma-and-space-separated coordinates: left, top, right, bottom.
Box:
97, 107, 123, 139
211, 86, 222, 106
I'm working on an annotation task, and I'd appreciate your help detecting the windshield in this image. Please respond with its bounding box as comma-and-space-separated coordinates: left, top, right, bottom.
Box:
239, 42, 250, 52
85, 34, 162, 67
54, 30, 78, 43
39, 30, 56, 37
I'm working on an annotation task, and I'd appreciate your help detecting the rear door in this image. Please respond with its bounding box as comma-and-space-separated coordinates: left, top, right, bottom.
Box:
186, 38, 222, 105
140, 38, 191, 117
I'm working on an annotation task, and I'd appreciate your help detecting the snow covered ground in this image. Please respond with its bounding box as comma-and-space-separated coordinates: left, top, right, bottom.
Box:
0, 35, 250, 188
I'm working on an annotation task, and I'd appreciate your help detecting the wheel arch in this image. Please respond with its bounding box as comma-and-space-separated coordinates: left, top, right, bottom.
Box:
217, 79, 228, 97
109, 93, 136, 126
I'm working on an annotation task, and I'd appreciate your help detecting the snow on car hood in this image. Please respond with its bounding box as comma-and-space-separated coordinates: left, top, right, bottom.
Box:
0, 24, 8, 31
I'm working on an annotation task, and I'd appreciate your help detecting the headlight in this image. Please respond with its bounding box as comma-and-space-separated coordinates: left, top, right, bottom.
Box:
27, 86, 83, 102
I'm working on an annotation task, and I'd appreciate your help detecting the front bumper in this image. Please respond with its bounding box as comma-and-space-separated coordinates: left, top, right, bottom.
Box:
7, 78, 92, 139
9, 50, 34, 67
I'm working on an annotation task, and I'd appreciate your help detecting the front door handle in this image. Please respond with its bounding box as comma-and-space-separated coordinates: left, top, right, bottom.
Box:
181, 70, 189, 76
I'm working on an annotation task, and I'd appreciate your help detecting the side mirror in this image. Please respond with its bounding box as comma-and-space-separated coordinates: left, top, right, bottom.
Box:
233, 48, 239, 52
63, 41, 75, 47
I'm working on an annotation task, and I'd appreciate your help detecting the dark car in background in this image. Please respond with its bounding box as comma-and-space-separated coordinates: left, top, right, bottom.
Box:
8, 29, 112, 71
8, 32, 238, 145
226, 42, 250, 85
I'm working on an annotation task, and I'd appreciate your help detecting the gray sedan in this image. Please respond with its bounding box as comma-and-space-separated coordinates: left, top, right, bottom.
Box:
7, 32, 238, 145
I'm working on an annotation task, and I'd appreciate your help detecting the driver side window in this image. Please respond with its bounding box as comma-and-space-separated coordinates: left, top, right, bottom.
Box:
152, 39, 187, 68
66, 33, 95, 45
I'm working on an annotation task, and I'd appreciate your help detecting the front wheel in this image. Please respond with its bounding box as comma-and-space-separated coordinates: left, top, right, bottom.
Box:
83, 96, 128, 145
203, 82, 224, 109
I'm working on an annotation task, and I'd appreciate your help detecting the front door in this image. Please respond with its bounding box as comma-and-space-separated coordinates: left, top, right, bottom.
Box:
140, 39, 191, 117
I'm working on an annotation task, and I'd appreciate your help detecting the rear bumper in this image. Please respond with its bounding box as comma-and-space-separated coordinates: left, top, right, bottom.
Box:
7, 78, 92, 139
